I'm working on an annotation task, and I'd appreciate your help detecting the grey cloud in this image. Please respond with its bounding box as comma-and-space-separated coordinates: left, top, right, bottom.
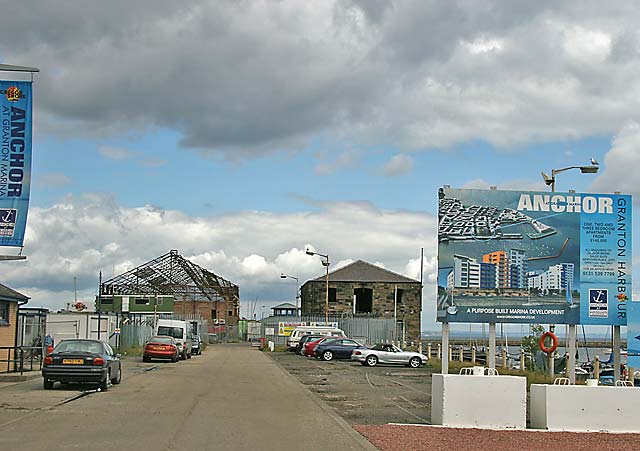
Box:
3, 1, 640, 159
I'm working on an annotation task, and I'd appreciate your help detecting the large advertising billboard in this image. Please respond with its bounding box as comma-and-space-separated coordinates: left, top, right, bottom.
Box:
437, 188, 631, 325
0, 80, 32, 248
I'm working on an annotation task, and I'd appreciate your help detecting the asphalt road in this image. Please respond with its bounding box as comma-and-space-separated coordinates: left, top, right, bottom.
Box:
0, 344, 377, 451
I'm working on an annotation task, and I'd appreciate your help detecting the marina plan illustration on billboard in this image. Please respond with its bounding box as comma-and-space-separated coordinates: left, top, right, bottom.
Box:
437, 188, 631, 325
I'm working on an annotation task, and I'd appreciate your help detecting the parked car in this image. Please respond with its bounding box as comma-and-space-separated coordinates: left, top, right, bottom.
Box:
287, 326, 346, 351
156, 319, 192, 360
42, 339, 122, 391
314, 338, 366, 361
303, 336, 341, 357
191, 335, 202, 355
296, 334, 323, 355
351, 343, 427, 368
143, 336, 179, 363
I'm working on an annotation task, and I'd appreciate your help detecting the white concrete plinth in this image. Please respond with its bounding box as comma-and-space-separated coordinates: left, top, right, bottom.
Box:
431, 374, 527, 429
530, 384, 640, 432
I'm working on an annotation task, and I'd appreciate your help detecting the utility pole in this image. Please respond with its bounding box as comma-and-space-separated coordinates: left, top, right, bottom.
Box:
97, 271, 102, 341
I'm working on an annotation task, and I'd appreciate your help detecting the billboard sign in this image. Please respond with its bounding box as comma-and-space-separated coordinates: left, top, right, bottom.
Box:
0, 80, 32, 247
437, 188, 631, 325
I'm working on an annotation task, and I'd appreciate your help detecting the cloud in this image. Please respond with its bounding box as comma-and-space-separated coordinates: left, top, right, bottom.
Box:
591, 123, 640, 200
140, 158, 168, 168
4, 1, 640, 158
98, 146, 135, 160
314, 150, 362, 176
382, 154, 413, 177
2, 195, 439, 327
37, 172, 72, 187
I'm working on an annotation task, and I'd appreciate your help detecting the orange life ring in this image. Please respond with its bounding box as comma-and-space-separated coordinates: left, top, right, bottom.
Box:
539, 332, 558, 354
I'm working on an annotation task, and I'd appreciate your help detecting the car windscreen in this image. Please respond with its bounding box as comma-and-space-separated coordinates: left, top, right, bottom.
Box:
54, 341, 103, 354
157, 326, 183, 339
149, 336, 174, 344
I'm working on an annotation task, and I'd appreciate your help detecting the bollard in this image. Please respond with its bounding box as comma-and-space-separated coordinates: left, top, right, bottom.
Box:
418, 342, 423, 355
427, 343, 432, 359
629, 367, 635, 383
501, 348, 507, 370
448, 344, 453, 362
594, 356, 600, 382
471, 346, 476, 364
459, 345, 464, 362
437, 343, 441, 359
520, 349, 525, 372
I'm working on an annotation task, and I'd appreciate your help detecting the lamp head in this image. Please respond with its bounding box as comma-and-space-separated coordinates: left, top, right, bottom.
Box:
305, 249, 315, 256
280, 274, 287, 279
579, 165, 599, 174
541, 171, 554, 186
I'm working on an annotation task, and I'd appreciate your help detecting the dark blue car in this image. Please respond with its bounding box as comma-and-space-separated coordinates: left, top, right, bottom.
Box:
314, 338, 365, 361
43, 339, 121, 391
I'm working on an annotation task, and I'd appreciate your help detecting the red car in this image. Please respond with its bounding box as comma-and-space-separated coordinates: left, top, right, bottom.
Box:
143, 336, 179, 363
302, 336, 340, 357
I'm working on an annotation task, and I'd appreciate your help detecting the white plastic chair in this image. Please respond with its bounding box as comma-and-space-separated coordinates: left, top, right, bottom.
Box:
553, 377, 570, 385
459, 367, 473, 375
485, 368, 499, 376
615, 380, 633, 387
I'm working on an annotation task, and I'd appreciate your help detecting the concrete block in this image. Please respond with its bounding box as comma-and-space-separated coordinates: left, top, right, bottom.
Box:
431, 374, 527, 429
530, 384, 640, 432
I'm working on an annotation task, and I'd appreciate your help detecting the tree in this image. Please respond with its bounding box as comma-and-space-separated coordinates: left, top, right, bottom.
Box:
521, 324, 545, 371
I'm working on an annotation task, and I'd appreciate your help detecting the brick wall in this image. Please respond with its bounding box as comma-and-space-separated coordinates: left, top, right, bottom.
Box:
0, 302, 17, 373
301, 281, 422, 342
174, 300, 239, 326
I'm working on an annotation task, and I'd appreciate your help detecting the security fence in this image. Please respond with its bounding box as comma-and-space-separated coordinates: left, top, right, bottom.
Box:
257, 315, 395, 347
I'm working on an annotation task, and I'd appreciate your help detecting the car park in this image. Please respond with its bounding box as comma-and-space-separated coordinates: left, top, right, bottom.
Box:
314, 338, 365, 361
351, 343, 427, 368
296, 334, 323, 355
191, 334, 202, 355
42, 339, 122, 391
287, 326, 346, 351
302, 336, 341, 357
143, 336, 180, 362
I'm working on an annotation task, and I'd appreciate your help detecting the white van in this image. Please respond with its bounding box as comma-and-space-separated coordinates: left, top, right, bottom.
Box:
287, 326, 345, 351
156, 319, 192, 360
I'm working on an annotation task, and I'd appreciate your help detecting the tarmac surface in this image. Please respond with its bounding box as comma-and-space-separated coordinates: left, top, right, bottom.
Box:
0, 343, 377, 451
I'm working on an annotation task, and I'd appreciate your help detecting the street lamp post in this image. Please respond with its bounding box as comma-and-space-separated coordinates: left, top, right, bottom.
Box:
541, 158, 599, 384
280, 274, 299, 311
306, 249, 330, 323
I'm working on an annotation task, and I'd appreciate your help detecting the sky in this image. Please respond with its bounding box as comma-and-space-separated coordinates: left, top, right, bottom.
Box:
1, 1, 639, 333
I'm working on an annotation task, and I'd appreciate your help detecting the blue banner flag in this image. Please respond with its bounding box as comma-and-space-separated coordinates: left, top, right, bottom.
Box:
0, 81, 32, 248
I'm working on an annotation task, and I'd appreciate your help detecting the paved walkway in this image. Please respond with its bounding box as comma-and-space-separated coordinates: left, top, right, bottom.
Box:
0, 344, 377, 451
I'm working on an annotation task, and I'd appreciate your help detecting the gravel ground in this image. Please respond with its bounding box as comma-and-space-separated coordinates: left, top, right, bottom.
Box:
355, 424, 640, 451
271, 351, 434, 425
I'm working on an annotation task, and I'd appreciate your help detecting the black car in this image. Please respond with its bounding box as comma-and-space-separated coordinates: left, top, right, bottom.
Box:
296, 334, 323, 355
42, 339, 122, 391
314, 338, 365, 361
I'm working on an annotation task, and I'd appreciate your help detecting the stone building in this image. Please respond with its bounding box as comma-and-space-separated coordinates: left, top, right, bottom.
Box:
300, 260, 421, 342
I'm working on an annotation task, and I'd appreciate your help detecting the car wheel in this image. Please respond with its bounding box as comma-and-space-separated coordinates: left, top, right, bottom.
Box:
366, 355, 378, 367
187, 352, 192, 359
409, 357, 421, 368
171, 355, 178, 363
43, 378, 54, 390
100, 371, 110, 391
111, 366, 122, 385
322, 351, 333, 361
143, 355, 150, 363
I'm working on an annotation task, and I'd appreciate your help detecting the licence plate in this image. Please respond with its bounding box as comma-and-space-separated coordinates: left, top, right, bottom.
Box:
62, 359, 84, 364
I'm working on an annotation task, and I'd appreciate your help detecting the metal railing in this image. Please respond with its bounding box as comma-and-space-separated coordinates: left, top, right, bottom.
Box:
0, 346, 44, 375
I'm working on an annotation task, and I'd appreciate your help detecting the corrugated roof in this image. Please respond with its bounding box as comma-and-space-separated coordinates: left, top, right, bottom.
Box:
309, 260, 419, 284
0, 282, 29, 302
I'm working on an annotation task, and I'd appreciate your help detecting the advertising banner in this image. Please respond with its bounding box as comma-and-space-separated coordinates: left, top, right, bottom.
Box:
437, 188, 631, 325
0, 80, 32, 247
628, 302, 640, 369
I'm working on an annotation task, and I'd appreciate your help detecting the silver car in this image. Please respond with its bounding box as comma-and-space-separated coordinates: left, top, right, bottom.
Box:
351, 343, 427, 368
